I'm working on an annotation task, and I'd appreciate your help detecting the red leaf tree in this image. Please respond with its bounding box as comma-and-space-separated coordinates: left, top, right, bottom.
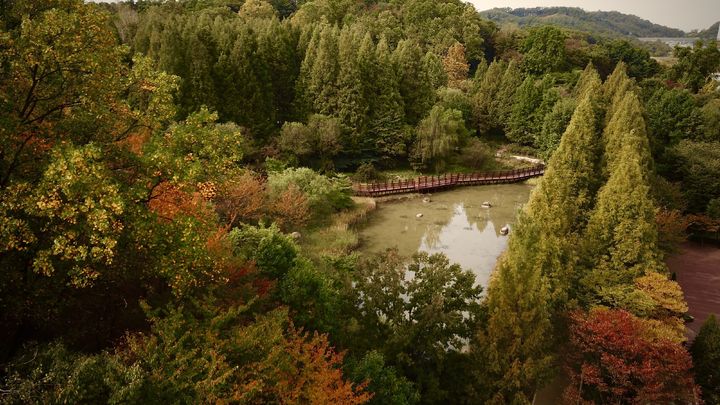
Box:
563, 308, 701, 404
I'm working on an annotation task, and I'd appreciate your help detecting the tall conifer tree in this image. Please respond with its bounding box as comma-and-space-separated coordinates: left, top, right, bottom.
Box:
602, 91, 654, 179
336, 26, 368, 144
479, 215, 555, 404
369, 38, 406, 159
394, 39, 435, 125
472, 60, 505, 134
524, 89, 603, 302
580, 143, 665, 301
493, 60, 523, 128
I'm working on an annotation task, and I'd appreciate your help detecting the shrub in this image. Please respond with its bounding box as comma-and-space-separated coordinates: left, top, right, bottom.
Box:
353, 163, 385, 182
228, 224, 298, 279
457, 138, 494, 170
267, 168, 353, 217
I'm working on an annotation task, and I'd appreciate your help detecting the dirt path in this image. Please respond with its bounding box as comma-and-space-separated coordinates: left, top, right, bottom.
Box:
666, 242, 720, 338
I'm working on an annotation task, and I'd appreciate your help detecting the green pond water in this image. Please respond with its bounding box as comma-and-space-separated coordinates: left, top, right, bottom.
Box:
359, 183, 534, 288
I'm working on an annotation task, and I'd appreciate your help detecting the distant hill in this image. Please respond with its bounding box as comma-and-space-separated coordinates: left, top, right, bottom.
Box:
694, 21, 719, 40
480, 7, 687, 38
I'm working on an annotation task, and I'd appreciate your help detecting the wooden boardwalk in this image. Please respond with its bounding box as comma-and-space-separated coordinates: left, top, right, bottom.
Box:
352, 165, 545, 197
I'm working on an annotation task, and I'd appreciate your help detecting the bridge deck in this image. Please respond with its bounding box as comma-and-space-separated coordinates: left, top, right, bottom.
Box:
352, 165, 544, 197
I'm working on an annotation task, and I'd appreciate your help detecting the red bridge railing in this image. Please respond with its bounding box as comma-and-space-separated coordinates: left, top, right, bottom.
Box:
352, 164, 545, 197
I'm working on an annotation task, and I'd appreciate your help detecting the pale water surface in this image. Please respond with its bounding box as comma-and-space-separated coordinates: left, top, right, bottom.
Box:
359, 184, 534, 288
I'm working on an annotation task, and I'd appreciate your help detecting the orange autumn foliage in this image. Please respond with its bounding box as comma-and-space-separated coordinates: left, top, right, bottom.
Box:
148, 181, 215, 223
271, 326, 372, 405
270, 184, 310, 231
215, 172, 266, 226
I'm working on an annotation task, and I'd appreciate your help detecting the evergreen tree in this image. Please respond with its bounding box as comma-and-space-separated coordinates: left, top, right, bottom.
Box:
504, 74, 557, 147
531, 78, 560, 138
493, 60, 523, 129
525, 91, 603, 302
581, 143, 665, 303
393, 39, 435, 126
422, 51, 448, 90
603, 62, 636, 124
472, 58, 488, 83
505, 76, 543, 145
691, 314, 720, 404
369, 38, 407, 159
602, 91, 653, 179
573, 62, 601, 97
309, 24, 340, 115
479, 217, 555, 404
294, 24, 322, 118
472, 60, 505, 134
536, 97, 577, 159
336, 26, 368, 143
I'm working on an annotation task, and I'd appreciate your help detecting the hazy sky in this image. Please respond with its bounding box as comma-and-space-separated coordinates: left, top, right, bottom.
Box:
468, 0, 719, 31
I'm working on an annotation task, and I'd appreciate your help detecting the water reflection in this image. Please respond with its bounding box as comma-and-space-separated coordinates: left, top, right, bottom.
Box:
359, 184, 533, 288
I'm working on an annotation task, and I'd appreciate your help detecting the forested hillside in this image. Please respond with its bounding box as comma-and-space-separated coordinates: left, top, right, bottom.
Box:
481, 7, 686, 38
1, 0, 719, 403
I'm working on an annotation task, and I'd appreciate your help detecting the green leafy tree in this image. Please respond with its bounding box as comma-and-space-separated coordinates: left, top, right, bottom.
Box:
668, 140, 720, 213
645, 87, 703, 158
346, 351, 420, 405
671, 40, 720, 92
266, 167, 353, 217
521, 26, 567, 74
691, 314, 720, 404
412, 105, 468, 172
349, 250, 483, 403
699, 98, 720, 142
277, 114, 342, 171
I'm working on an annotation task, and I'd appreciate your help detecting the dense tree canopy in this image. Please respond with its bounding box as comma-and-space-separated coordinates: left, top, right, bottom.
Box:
2, 0, 717, 403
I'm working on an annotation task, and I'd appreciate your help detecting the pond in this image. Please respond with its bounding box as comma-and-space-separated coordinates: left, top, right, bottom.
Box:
359, 183, 535, 288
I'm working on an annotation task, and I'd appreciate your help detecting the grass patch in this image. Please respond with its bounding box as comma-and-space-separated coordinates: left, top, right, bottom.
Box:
300, 197, 376, 261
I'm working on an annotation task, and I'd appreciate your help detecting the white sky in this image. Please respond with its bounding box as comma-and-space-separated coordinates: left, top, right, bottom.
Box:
468, 0, 720, 31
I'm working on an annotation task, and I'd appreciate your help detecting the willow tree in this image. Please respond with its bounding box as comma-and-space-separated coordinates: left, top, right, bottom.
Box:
413, 106, 468, 172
